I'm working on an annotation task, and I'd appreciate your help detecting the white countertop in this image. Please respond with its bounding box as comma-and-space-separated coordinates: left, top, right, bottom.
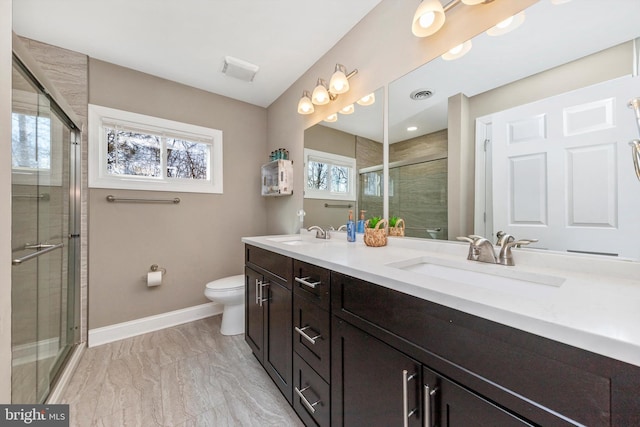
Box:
242, 232, 640, 367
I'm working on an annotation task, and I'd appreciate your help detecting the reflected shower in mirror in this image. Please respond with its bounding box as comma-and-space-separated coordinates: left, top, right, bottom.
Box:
388, 0, 640, 259
303, 88, 383, 230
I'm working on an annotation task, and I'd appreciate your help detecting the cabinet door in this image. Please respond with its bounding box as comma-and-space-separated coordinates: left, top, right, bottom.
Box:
332, 317, 422, 427
264, 278, 293, 403
245, 266, 264, 362
423, 367, 533, 427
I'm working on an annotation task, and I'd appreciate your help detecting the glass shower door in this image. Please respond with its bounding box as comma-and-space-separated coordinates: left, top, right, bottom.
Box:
11, 58, 77, 403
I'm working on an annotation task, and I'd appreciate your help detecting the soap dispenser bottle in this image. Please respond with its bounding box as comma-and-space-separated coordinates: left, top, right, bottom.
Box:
357, 210, 366, 233
347, 210, 356, 242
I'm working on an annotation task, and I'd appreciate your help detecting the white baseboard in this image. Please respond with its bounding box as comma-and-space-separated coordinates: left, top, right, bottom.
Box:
12, 337, 61, 367
88, 302, 223, 347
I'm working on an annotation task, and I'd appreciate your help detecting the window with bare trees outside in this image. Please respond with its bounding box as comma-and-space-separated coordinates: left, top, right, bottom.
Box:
304, 148, 356, 201
89, 105, 223, 194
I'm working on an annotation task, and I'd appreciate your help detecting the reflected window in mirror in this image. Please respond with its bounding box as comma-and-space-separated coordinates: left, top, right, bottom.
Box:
304, 148, 356, 200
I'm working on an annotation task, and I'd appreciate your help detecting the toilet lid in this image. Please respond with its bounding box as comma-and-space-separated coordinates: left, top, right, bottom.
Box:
206, 274, 244, 291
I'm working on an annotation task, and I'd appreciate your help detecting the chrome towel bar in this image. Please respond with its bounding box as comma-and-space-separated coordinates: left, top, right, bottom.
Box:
106, 195, 180, 204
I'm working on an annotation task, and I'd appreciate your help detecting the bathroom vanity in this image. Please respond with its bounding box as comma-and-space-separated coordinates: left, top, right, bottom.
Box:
243, 234, 640, 426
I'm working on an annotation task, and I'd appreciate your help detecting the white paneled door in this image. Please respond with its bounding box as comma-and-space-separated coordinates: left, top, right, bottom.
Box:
489, 75, 640, 259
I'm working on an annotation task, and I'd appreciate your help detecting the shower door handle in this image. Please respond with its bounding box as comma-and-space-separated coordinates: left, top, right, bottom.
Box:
630, 140, 640, 181
12, 242, 64, 266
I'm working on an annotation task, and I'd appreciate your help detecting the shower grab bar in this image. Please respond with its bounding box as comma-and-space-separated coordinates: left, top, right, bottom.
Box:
12, 193, 50, 201
106, 195, 180, 204
324, 203, 352, 208
12, 242, 64, 266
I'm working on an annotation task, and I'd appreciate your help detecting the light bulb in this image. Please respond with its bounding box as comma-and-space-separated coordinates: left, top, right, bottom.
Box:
324, 113, 338, 123
357, 93, 376, 106
419, 11, 435, 29
486, 12, 525, 36
339, 104, 354, 115
330, 66, 350, 94
449, 44, 464, 55
297, 91, 314, 115
311, 79, 330, 105
496, 16, 514, 29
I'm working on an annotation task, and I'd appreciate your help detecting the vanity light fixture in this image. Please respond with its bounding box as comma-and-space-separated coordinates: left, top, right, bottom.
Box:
324, 113, 338, 123
441, 40, 473, 60
412, 0, 494, 38
486, 11, 526, 36
356, 93, 376, 106
338, 104, 355, 115
297, 90, 314, 115
297, 63, 358, 115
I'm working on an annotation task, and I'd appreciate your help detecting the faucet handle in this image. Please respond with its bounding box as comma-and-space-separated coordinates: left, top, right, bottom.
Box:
506, 238, 538, 249
456, 235, 484, 244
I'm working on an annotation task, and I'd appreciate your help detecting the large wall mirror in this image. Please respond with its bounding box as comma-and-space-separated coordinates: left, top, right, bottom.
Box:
388, 0, 640, 260
303, 87, 384, 230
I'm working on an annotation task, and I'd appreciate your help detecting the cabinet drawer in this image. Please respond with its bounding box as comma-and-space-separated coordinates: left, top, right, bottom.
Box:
293, 353, 330, 427
293, 259, 330, 310
293, 294, 330, 381
245, 245, 292, 287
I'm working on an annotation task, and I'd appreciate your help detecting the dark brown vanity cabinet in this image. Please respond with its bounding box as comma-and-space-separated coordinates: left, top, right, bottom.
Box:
331, 270, 640, 427
245, 245, 293, 403
292, 260, 331, 426
244, 245, 640, 427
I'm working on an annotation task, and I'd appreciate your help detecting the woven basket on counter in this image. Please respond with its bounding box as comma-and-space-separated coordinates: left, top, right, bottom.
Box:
388, 218, 405, 237
364, 219, 387, 247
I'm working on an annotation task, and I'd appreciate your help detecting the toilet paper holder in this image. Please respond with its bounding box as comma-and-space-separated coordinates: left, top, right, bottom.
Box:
149, 264, 166, 275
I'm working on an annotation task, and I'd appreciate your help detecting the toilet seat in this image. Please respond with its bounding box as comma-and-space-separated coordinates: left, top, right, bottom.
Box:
205, 274, 244, 291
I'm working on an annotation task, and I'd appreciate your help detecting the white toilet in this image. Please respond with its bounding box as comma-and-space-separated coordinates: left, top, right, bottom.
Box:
204, 274, 245, 336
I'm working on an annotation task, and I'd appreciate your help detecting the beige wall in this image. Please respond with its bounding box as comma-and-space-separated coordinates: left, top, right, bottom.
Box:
1, 0, 12, 404
88, 59, 268, 328
265, 0, 537, 236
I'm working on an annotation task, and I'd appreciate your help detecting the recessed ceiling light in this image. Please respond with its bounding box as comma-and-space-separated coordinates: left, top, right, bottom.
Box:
407, 126, 418, 132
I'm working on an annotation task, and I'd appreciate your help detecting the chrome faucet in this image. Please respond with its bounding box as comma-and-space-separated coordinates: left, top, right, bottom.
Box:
497, 239, 538, 266
457, 236, 497, 264
458, 234, 538, 266
307, 225, 331, 239
495, 231, 515, 247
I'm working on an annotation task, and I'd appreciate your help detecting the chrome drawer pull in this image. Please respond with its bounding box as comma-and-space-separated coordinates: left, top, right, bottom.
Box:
424, 384, 438, 427
403, 370, 418, 427
256, 279, 270, 306
295, 385, 321, 414
295, 326, 322, 345
295, 276, 321, 289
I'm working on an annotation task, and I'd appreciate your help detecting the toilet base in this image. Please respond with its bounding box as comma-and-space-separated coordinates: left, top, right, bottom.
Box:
220, 302, 245, 336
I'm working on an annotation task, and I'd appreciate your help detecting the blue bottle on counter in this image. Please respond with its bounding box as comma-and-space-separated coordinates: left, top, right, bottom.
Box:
347, 210, 356, 242
356, 210, 366, 234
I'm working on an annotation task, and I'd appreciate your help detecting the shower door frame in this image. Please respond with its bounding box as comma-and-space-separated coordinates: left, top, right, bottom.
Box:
11, 50, 82, 404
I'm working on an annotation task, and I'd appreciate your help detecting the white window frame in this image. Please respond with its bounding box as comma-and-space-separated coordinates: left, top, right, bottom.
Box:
303, 148, 356, 201
88, 104, 223, 194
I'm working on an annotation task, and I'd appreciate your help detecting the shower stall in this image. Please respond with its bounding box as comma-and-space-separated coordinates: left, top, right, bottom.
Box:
11, 54, 80, 403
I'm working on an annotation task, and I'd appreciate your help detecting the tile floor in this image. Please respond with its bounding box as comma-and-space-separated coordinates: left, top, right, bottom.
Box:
60, 316, 304, 427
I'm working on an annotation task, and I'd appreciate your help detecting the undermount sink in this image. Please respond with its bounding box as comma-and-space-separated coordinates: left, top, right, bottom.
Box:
387, 256, 565, 297
267, 235, 323, 246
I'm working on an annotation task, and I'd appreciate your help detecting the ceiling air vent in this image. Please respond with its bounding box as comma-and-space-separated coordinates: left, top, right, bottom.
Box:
222, 56, 259, 82
410, 89, 434, 100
